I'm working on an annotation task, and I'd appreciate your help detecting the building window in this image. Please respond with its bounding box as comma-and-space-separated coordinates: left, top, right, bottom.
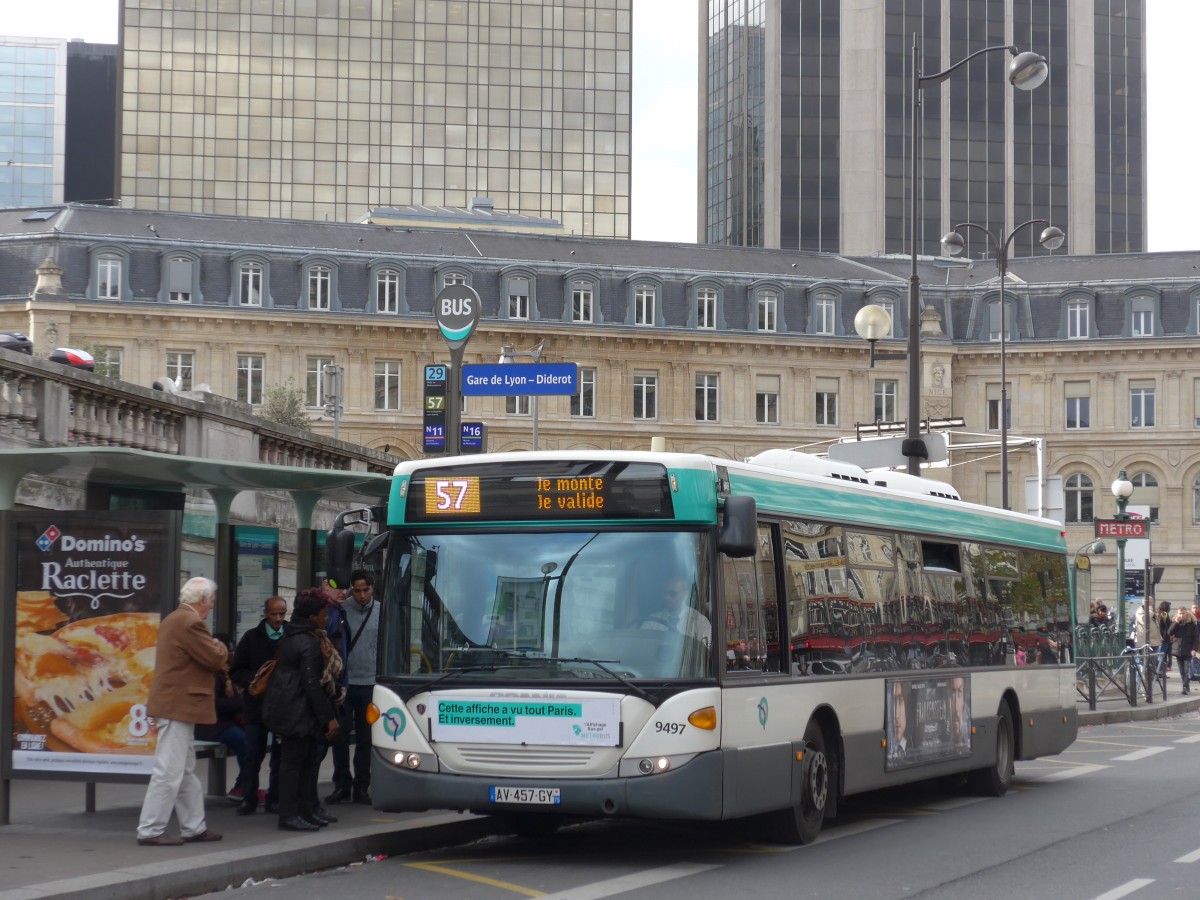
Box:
815, 296, 836, 335
444, 272, 466, 287
506, 395, 531, 416
508, 276, 530, 319
988, 300, 1011, 342
1194, 379, 1200, 427
696, 288, 717, 329
93, 346, 123, 379
1067, 299, 1089, 339
633, 372, 657, 419
167, 256, 193, 303
756, 374, 780, 425
1132, 296, 1154, 336
695, 373, 719, 421
98, 254, 122, 300
987, 383, 1010, 432
1130, 472, 1160, 523
571, 367, 595, 417
1065, 473, 1094, 524
308, 265, 331, 310
306, 356, 333, 407
1130, 381, 1156, 428
166, 351, 194, 391
635, 285, 656, 326
376, 270, 400, 314
239, 262, 263, 306
1065, 382, 1090, 430
374, 360, 401, 411
873, 299, 897, 337
874, 380, 897, 423
237, 354, 264, 405
1192, 475, 1200, 524
815, 377, 838, 426
572, 282, 593, 323
757, 291, 778, 332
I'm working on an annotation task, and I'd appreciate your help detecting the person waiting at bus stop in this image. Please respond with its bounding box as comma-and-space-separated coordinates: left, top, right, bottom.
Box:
1168, 608, 1198, 695
229, 595, 288, 815
326, 570, 378, 806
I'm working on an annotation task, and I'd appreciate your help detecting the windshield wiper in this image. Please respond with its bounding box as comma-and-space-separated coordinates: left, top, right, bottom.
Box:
483, 653, 654, 703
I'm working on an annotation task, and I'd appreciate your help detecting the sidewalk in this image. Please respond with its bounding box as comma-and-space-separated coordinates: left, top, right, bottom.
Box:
4, 680, 1199, 900
0, 753, 501, 900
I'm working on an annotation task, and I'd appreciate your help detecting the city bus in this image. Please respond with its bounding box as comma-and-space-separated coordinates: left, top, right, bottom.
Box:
337, 449, 1077, 843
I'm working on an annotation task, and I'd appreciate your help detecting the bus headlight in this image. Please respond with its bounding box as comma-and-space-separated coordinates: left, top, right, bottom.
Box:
392, 751, 422, 769
637, 756, 671, 774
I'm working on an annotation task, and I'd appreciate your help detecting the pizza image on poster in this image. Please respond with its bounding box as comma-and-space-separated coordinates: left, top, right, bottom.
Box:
9, 513, 176, 776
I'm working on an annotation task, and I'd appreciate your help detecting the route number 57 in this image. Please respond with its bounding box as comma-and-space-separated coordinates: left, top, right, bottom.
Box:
428, 477, 480, 515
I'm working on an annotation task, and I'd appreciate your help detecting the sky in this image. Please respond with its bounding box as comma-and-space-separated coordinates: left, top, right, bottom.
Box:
7, 1, 1198, 251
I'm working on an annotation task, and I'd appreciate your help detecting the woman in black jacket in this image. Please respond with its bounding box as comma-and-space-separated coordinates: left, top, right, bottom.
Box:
1168, 608, 1199, 695
262, 589, 341, 831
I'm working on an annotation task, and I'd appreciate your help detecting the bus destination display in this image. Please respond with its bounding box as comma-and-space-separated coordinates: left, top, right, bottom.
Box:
407, 462, 674, 522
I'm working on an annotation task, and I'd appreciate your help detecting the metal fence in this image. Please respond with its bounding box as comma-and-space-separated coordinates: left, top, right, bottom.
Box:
1076, 644, 1167, 710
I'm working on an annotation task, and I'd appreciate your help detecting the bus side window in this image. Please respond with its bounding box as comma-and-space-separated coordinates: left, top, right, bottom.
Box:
721, 524, 782, 674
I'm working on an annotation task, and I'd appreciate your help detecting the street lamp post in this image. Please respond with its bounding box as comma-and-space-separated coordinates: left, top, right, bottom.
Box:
498, 339, 545, 450
903, 34, 1049, 476
940, 221, 1065, 509
1112, 470, 1134, 642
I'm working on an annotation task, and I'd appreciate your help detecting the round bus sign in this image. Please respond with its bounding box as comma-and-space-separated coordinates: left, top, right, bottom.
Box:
434, 284, 481, 347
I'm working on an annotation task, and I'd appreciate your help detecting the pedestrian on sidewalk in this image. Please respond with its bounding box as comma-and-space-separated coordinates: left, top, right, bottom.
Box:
136, 577, 228, 847
229, 595, 287, 815
262, 589, 341, 832
1169, 608, 1198, 695
326, 570, 378, 807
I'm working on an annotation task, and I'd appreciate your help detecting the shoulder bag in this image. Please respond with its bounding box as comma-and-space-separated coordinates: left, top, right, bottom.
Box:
247, 648, 280, 699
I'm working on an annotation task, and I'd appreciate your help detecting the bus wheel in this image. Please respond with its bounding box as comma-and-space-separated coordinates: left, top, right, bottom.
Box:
768, 720, 829, 844
968, 700, 1014, 797
503, 813, 562, 839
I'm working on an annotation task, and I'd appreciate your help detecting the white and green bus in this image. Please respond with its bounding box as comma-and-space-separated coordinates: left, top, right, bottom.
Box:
342, 449, 1076, 843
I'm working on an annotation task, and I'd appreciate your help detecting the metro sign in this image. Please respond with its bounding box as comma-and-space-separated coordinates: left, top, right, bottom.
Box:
1095, 517, 1149, 540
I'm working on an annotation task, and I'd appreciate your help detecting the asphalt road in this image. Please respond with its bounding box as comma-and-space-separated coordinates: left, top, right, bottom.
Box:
196, 713, 1200, 900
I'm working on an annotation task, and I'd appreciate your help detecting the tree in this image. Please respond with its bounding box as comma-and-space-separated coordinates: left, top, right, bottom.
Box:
259, 378, 313, 431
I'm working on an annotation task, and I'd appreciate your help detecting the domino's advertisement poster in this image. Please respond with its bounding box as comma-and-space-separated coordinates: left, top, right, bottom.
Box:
7, 511, 178, 777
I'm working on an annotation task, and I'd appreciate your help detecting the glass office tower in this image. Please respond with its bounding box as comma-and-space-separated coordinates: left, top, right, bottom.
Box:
0, 37, 67, 208
118, 0, 632, 237
700, 0, 1145, 257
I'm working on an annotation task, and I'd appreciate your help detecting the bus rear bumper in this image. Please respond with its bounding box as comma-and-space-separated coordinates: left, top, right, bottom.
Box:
372, 747, 726, 820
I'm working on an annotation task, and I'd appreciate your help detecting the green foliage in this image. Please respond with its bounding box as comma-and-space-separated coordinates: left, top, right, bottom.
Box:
259, 378, 313, 431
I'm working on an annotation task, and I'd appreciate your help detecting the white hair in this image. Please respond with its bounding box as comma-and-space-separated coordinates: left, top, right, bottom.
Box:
179, 576, 217, 608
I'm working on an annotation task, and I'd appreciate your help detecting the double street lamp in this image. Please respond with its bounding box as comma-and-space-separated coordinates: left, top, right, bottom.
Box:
940, 220, 1065, 509
499, 339, 545, 450
901, 35, 1049, 477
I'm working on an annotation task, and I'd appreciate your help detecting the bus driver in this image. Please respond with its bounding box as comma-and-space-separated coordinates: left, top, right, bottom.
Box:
641, 575, 712, 649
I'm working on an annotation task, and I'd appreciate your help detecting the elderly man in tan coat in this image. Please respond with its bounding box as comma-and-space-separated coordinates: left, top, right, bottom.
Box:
136, 576, 229, 846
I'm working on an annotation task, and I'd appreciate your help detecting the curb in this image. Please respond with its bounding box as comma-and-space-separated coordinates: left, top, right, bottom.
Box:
0, 813, 503, 900
1078, 695, 1200, 727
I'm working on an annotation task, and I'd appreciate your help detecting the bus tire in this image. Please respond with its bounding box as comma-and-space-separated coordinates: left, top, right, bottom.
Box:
768, 719, 829, 844
968, 700, 1014, 797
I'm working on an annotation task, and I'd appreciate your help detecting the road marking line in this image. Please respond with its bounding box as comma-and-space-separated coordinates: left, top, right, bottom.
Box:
1174, 734, 1200, 744
1174, 847, 1200, 863
1031, 764, 1107, 781
1093, 877, 1155, 900
404, 861, 548, 897
537, 863, 721, 900
1112, 747, 1172, 761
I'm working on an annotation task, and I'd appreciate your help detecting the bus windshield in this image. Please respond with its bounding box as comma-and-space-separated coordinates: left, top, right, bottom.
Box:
382, 530, 713, 681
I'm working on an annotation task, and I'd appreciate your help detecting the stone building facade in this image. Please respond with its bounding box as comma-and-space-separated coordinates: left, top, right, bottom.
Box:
2, 203, 1199, 607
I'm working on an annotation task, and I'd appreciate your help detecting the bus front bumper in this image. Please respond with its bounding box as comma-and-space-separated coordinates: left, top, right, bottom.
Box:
371, 747, 726, 820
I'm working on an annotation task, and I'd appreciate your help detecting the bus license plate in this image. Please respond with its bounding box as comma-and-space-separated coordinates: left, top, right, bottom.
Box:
489, 786, 561, 805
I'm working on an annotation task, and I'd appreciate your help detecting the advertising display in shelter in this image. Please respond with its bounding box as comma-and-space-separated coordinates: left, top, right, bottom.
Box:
6, 511, 179, 777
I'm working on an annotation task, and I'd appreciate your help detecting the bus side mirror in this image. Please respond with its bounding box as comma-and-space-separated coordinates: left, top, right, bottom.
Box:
718, 495, 757, 558
326, 524, 357, 589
